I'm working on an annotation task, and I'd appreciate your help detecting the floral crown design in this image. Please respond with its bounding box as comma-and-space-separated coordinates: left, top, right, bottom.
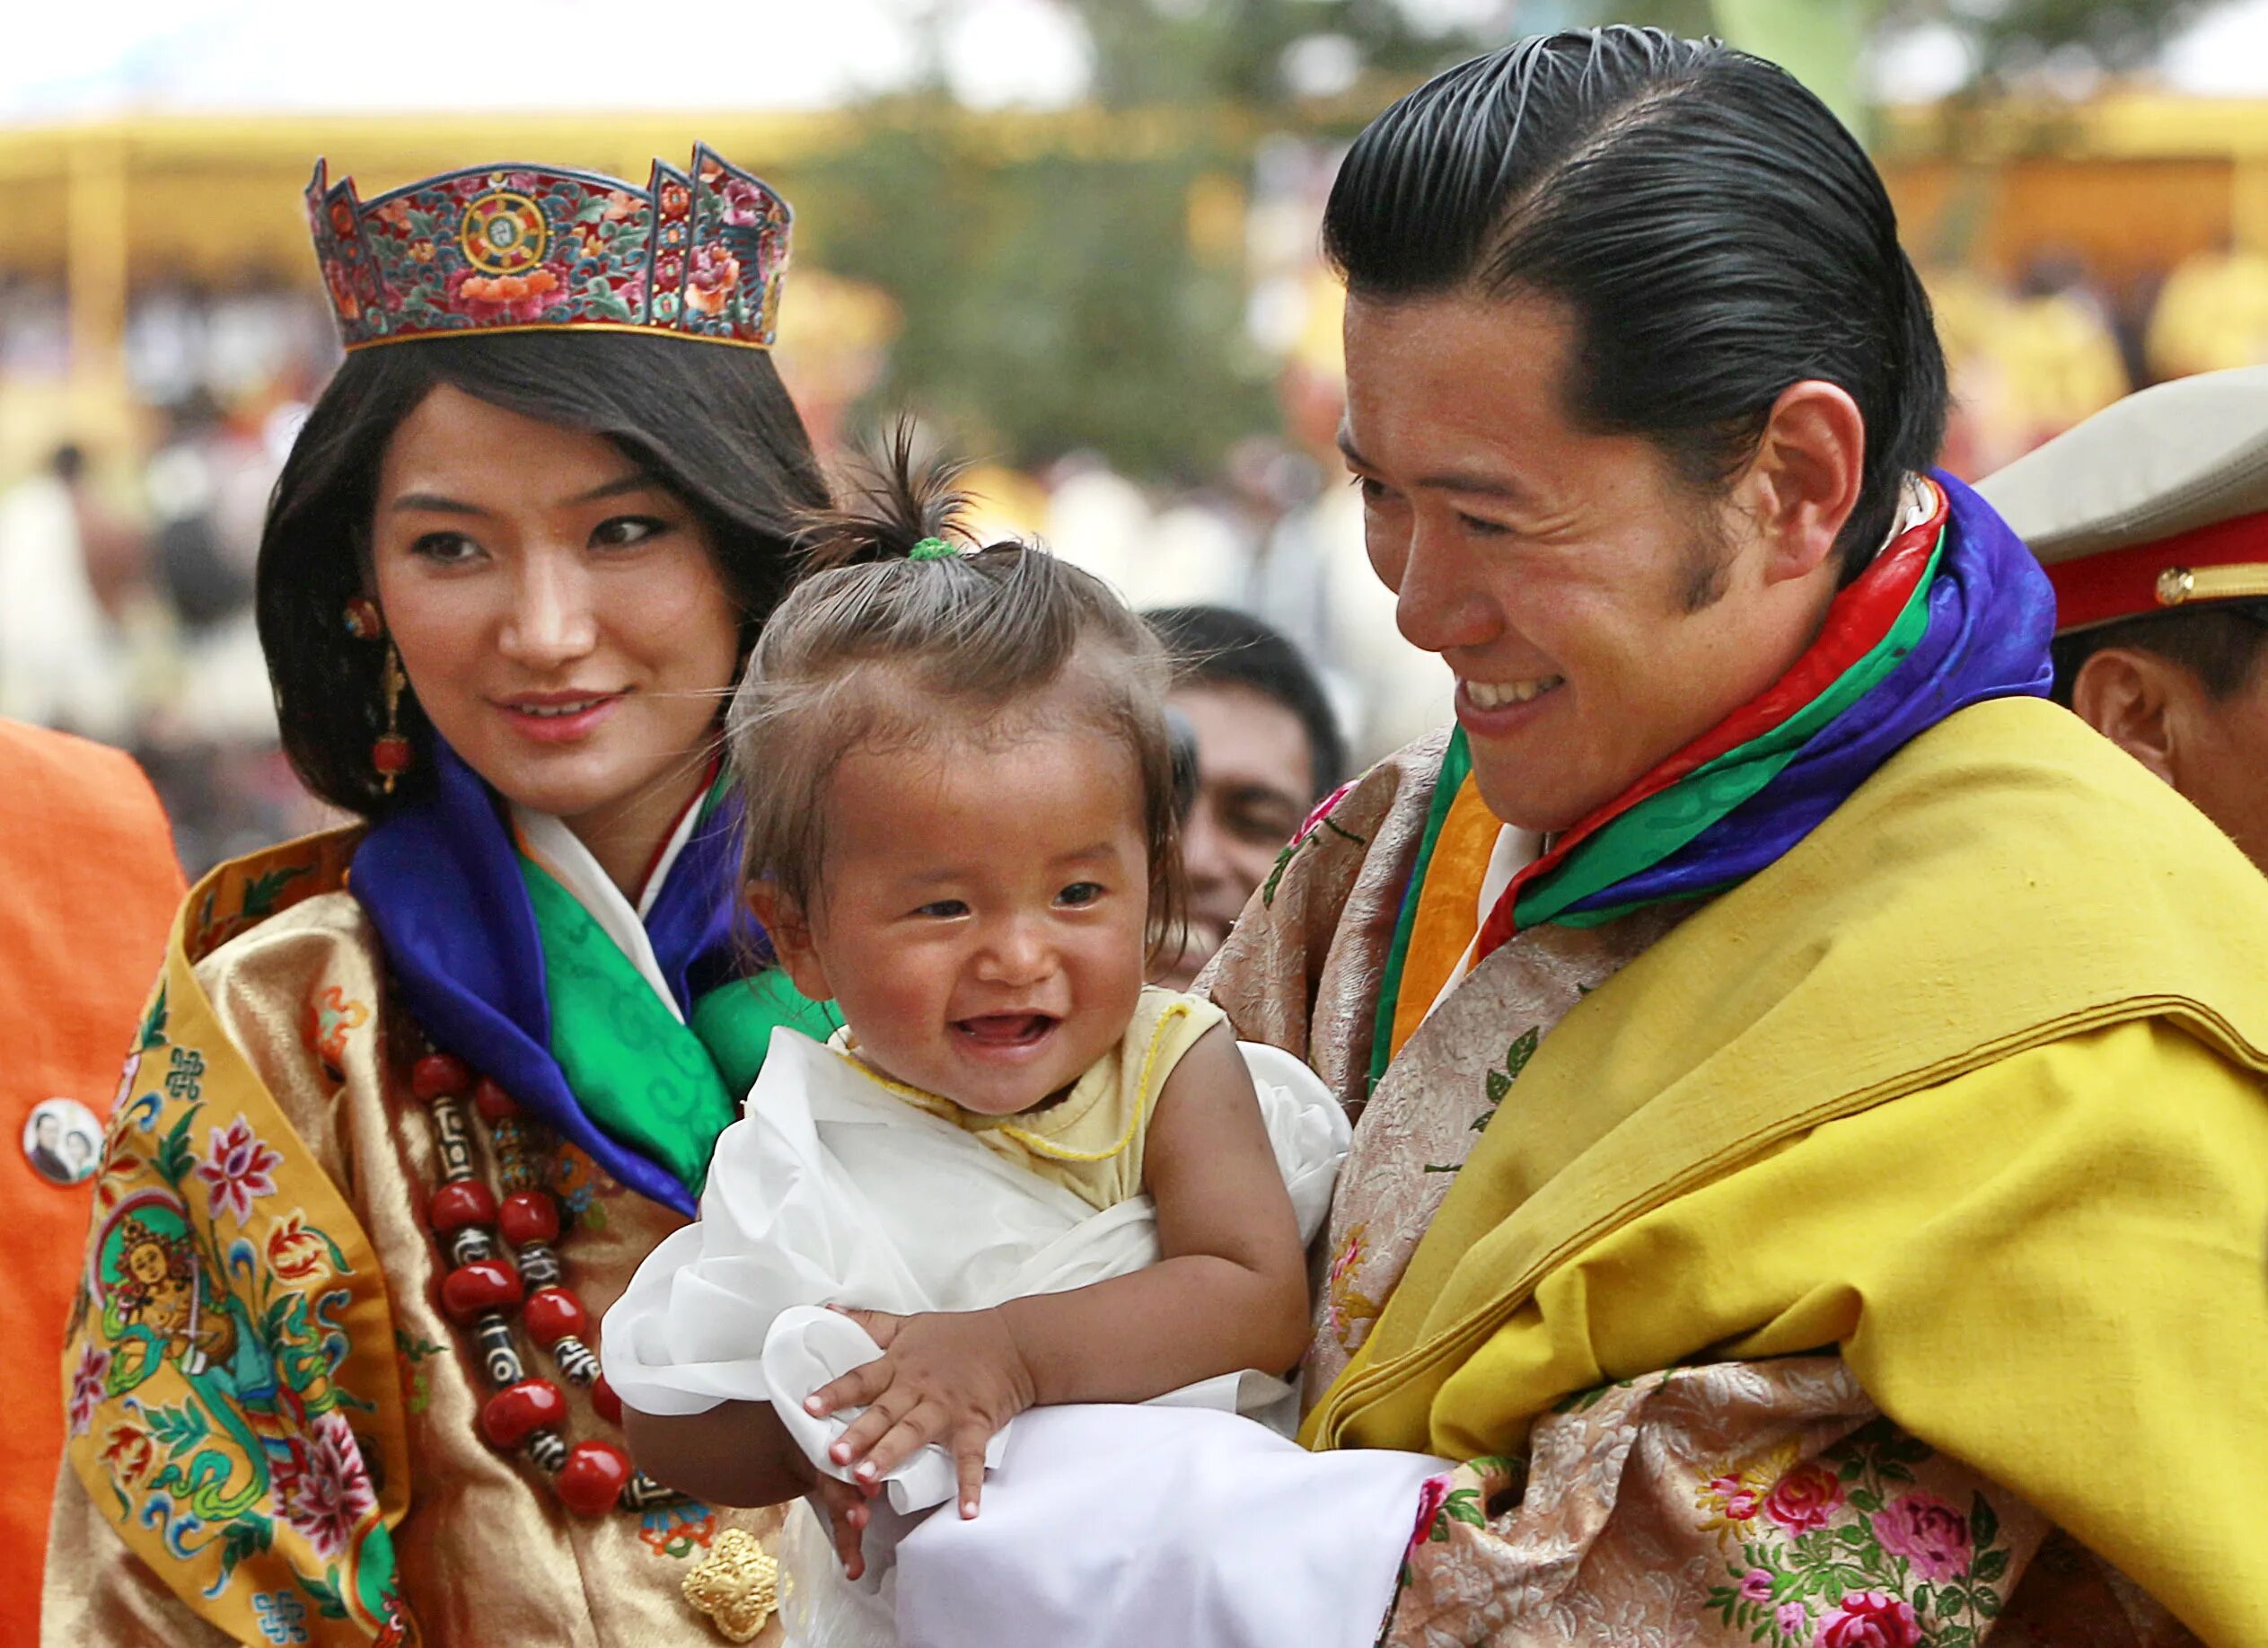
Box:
306, 145, 791, 352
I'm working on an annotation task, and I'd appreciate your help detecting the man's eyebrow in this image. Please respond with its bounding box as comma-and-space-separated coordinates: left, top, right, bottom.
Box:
1335, 428, 1532, 502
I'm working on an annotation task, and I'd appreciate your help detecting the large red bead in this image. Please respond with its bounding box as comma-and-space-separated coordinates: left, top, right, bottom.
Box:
373, 735, 414, 776
589, 1374, 623, 1426
472, 1079, 521, 1123
426, 1179, 497, 1234
498, 1190, 561, 1247
557, 1439, 634, 1517
523, 1286, 588, 1347
439, 1259, 523, 1324
411, 1054, 472, 1102
479, 1379, 566, 1450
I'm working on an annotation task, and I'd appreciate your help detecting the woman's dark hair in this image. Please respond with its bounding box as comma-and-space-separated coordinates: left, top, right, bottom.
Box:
1323, 26, 1947, 580
256, 330, 829, 816
1143, 604, 1347, 799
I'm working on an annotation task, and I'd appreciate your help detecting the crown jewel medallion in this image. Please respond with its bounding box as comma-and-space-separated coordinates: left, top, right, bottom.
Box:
307, 145, 790, 352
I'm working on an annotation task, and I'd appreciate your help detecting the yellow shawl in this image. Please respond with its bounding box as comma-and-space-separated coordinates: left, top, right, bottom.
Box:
1303, 698, 2268, 1645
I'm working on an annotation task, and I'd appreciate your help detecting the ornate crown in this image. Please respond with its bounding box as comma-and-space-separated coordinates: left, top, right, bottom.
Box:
306, 145, 791, 352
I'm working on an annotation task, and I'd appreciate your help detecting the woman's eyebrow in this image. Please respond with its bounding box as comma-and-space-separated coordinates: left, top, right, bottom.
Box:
386, 472, 655, 516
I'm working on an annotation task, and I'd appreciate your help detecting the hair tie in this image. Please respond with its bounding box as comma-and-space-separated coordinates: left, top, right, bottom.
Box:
908, 537, 957, 561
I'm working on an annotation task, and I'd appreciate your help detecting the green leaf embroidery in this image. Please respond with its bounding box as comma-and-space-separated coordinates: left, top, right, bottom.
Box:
1969, 1491, 1999, 1552
215, 1515, 273, 1590
156, 1112, 198, 1185
239, 866, 310, 920
144, 1400, 214, 1458
136, 985, 170, 1053
1974, 1547, 2009, 1584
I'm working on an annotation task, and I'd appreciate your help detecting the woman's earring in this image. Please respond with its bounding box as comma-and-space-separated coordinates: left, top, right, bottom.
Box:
346, 597, 411, 792
374, 645, 412, 793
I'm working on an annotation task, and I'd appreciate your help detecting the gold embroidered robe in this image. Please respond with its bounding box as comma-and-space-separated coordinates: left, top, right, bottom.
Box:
44, 832, 789, 1647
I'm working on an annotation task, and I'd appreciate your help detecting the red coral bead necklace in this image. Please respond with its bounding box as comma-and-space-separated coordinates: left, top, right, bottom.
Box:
410, 1052, 671, 1516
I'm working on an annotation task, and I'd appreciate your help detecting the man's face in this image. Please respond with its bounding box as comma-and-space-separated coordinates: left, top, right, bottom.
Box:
1340, 288, 1838, 832
34, 1115, 58, 1151
1159, 682, 1315, 989
2162, 659, 2268, 871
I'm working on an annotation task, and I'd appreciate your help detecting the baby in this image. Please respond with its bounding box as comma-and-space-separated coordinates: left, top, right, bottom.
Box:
604, 445, 1437, 1648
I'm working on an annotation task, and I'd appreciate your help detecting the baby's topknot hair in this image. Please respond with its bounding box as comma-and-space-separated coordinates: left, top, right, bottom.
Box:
796, 420, 974, 574
727, 419, 1184, 961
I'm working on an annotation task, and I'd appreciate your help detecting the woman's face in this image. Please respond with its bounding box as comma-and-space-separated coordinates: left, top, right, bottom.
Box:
371, 386, 743, 877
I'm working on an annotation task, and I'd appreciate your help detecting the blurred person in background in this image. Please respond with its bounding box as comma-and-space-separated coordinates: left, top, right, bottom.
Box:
0, 444, 134, 741
1145, 604, 1346, 988
1983, 366, 2268, 870
46, 148, 838, 1648
1, 718, 180, 1646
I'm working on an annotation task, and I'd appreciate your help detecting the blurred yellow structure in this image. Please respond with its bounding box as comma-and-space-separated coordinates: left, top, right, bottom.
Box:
8, 90, 2268, 475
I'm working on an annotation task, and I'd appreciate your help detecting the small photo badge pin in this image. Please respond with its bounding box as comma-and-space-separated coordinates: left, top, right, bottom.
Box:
23, 1097, 103, 1186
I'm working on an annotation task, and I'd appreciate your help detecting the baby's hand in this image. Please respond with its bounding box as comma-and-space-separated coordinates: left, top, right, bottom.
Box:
806, 1474, 875, 1580
804, 1307, 1037, 1516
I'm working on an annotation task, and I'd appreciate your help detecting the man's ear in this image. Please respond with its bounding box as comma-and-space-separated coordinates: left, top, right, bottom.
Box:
2070, 648, 2185, 787
1737, 378, 1868, 588
745, 880, 832, 1003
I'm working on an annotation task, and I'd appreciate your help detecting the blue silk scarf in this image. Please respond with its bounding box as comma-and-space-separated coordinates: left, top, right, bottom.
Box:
354, 741, 810, 1217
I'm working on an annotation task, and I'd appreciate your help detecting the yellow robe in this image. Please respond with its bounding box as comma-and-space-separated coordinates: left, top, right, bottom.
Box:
1301, 698, 2268, 1647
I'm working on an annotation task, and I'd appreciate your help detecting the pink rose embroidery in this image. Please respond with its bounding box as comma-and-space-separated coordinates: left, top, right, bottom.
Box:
1703, 1471, 1764, 1523
1764, 1462, 1843, 1533
1409, 1473, 1452, 1550
684, 243, 742, 316
1815, 1591, 1921, 1648
1872, 1490, 1971, 1582
1778, 1602, 1811, 1640
1741, 1568, 1775, 1602
197, 1115, 283, 1226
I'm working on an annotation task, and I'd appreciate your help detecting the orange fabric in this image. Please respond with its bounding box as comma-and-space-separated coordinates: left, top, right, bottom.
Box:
1386, 778, 1499, 1062
0, 720, 180, 1644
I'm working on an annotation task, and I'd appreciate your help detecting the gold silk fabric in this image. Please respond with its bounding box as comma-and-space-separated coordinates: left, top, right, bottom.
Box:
46, 832, 787, 1647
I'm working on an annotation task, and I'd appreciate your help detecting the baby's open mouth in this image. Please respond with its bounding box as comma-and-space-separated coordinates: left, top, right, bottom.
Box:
954, 1013, 1059, 1047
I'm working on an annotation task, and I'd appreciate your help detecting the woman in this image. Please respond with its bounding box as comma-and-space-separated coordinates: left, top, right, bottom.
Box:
47, 148, 835, 1647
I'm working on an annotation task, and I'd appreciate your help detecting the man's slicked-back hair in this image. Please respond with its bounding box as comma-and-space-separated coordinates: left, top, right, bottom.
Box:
1324, 26, 1947, 577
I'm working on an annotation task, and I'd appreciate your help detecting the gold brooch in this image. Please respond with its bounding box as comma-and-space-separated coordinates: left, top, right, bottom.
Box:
682, 1526, 781, 1643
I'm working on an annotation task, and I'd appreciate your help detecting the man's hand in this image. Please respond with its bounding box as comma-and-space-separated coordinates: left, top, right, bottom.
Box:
804, 1307, 1037, 1515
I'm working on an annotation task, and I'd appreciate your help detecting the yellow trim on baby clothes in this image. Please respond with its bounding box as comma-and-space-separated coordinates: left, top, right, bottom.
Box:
831, 988, 1224, 1212
996, 1001, 1190, 1163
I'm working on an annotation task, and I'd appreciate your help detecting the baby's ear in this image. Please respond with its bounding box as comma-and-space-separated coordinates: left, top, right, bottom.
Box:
746, 880, 829, 999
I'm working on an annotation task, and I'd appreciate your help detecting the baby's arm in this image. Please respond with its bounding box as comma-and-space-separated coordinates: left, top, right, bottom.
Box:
808, 1022, 1310, 1511
624, 1399, 878, 1577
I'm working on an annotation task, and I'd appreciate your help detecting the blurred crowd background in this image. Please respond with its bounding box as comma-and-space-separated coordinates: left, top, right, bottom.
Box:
6, 0, 2268, 873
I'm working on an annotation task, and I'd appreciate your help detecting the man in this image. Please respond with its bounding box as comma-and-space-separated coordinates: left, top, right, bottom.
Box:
1, 719, 181, 1644
1980, 366, 2268, 868
1145, 605, 1346, 987
924, 27, 2268, 1645
25, 1112, 72, 1185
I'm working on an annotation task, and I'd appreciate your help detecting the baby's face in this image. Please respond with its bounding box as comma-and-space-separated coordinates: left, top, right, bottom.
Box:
783, 721, 1153, 1117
